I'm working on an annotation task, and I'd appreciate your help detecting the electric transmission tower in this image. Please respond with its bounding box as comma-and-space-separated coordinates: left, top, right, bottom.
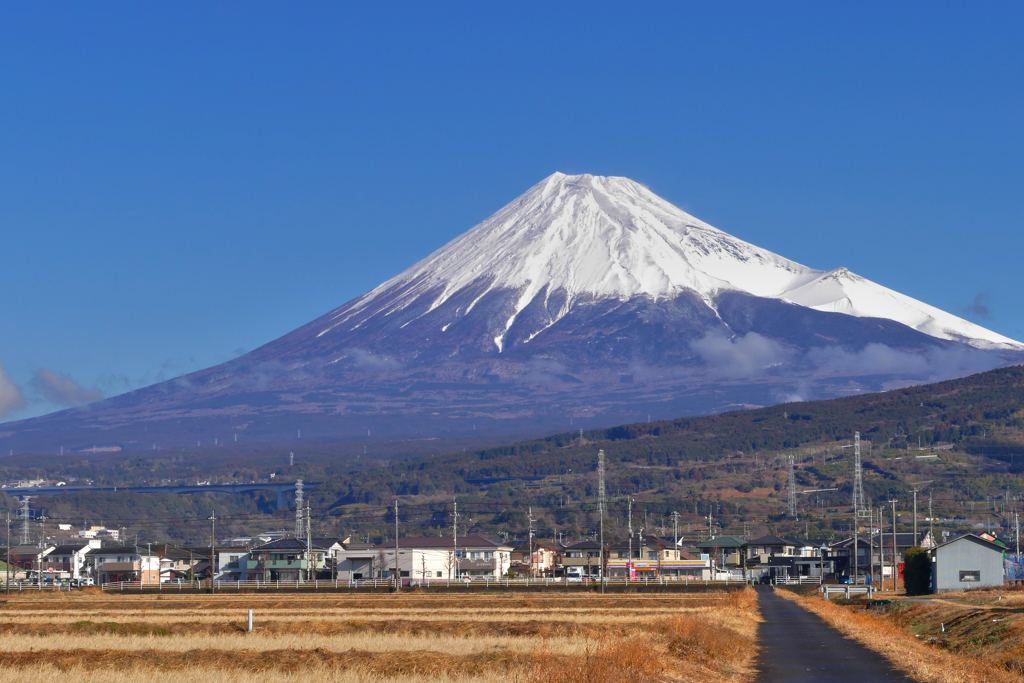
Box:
853, 431, 867, 517
787, 455, 797, 516
294, 479, 304, 538
18, 497, 31, 545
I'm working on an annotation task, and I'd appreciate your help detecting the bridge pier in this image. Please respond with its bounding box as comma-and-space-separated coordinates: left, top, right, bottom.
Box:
277, 490, 288, 511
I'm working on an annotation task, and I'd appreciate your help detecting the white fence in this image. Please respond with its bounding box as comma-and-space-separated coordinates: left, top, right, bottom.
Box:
819, 584, 875, 599
102, 575, 754, 592
774, 575, 823, 585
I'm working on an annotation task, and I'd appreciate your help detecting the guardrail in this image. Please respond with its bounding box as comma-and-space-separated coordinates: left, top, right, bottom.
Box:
819, 584, 875, 599
102, 575, 755, 592
774, 575, 823, 585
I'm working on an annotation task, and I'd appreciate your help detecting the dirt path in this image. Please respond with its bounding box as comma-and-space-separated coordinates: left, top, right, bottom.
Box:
755, 586, 914, 682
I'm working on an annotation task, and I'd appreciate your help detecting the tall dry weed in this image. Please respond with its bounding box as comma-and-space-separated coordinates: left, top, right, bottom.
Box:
519, 637, 664, 683
662, 613, 748, 666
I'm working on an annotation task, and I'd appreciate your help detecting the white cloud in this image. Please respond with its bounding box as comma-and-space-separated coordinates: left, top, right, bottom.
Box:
690, 332, 790, 377
0, 362, 26, 418
32, 369, 103, 407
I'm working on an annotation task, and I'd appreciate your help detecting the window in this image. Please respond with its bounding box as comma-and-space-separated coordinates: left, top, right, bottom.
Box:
959, 570, 981, 582
436, 571, 443, 577
648, 552, 657, 560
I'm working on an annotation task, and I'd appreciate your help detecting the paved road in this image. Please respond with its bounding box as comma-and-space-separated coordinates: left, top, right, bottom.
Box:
756, 586, 915, 682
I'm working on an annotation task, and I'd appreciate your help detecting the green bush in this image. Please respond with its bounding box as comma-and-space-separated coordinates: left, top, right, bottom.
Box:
904, 546, 931, 595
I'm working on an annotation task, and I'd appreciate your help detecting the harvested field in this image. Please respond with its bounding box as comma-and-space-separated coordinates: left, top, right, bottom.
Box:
0, 589, 760, 682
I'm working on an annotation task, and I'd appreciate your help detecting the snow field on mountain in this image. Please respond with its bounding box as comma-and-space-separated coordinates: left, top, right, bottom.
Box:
321, 173, 1022, 351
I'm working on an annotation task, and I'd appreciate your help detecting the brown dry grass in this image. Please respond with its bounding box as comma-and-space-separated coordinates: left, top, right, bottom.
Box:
0, 589, 761, 682
778, 589, 1024, 683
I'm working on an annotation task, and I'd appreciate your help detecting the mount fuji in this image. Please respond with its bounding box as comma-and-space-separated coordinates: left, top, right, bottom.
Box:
4, 173, 1021, 453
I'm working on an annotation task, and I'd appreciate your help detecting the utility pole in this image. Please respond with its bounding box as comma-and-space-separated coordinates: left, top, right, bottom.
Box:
528, 506, 536, 579
913, 489, 918, 544
628, 498, 633, 581
672, 511, 679, 549
929, 491, 934, 545
876, 507, 884, 593
1011, 511, 1019, 581
208, 512, 216, 593
598, 449, 605, 593
788, 455, 796, 516
305, 502, 312, 583
889, 499, 898, 592
394, 499, 400, 591
452, 498, 459, 580
4, 512, 8, 594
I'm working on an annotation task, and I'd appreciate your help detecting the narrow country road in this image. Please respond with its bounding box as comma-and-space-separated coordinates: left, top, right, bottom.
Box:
755, 586, 915, 682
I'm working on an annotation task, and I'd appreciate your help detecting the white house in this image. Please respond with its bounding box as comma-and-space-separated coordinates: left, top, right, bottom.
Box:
90, 546, 161, 585
42, 541, 101, 580
337, 536, 513, 582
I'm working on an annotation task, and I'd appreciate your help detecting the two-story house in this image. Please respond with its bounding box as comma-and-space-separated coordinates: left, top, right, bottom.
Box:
42, 541, 101, 580
561, 539, 604, 577
510, 541, 559, 577
245, 538, 328, 581
606, 536, 704, 578
7, 544, 55, 580
90, 546, 161, 584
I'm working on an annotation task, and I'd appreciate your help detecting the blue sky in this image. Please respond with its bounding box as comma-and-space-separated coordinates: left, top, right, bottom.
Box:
3, 3, 1024, 421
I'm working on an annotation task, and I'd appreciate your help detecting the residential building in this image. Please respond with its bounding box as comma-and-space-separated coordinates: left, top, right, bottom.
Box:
607, 536, 709, 578
932, 534, 1005, 592
215, 547, 251, 581
245, 538, 328, 581
560, 540, 604, 577
7, 545, 55, 579
313, 537, 344, 573
510, 541, 559, 577
149, 545, 201, 582
75, 526, 121, 541
744, 535, 797, 564
337, 536, 512, 581
41, 541, 100, 580
694, 536, 747, 568
90, 546, 161, 584
828, 537, 873, 580
870, 531, 936, 564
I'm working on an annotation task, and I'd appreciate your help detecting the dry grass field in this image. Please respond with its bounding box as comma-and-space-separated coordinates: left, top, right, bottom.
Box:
0, 588, 760, 682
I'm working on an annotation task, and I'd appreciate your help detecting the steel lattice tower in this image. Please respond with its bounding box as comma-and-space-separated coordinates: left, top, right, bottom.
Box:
293, 479, 304, 538
18, 497, 31, 545
853, 431, 867, 517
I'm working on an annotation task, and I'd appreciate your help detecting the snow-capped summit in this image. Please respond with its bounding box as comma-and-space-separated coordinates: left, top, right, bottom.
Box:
320, 172, 1021, 352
